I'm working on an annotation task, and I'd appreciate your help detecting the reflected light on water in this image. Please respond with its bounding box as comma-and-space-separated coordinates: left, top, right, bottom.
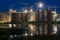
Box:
10, 35, 13, 38
9, 24, 12, 28
52, 25, 57, 34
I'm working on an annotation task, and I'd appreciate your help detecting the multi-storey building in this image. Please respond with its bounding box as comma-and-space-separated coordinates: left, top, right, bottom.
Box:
11, 9, 57, 35
0, 13, 3, 22
0, 12, 11, 23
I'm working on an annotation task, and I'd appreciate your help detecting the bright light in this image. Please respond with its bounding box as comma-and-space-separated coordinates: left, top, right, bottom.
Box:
52, 11, 56, 13
54, 27, 57, 32
30, 9, 33, 12
56, 19, 60, 22
24, 33, 28, 36
52, 25, 57, 34
13, 24, 16, 27
31, 33, 33, 36
9, 24, 12, 28
38, 3, 43, 8
52, 11, 57, 17
10, 35, 13, 38
29, 24, 34, 30
24, 9, 27, 13
54, 14, 57, 17
10, 9, 12, 11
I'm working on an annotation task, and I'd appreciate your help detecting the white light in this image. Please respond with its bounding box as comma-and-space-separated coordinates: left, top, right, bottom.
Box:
56, 19, 60, 21
14, 35, 16, 37
31, 33, 33, 36
52, 25, 57, 34
10, 9, 12, 12
10, 35, 13, 38
30, 9, 33, 12
54, 27, 57, 32
24, 9, 27, 13
54, 14, 57, 17
38, 3, 43, 8
9, 24, 12, 28
52, 11, 56, 13
13, 24, 16, 27
24, 33, 28, 36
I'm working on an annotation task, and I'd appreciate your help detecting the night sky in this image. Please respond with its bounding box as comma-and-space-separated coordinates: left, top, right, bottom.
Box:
0, 0, 60, 13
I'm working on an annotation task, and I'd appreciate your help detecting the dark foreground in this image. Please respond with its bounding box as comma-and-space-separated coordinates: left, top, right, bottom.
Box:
0, 28, 60, 40
0, 35, 60, 40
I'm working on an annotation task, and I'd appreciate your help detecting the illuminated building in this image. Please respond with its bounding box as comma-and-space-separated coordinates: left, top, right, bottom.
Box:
0, 12, 6, 23
28, 12, 35, 21
11, 9, 57, 35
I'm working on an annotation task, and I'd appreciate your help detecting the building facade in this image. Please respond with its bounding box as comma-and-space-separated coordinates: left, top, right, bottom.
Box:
11, 10, 57, 35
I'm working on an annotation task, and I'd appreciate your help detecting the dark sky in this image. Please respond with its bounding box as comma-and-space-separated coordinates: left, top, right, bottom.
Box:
0, 0, 60, 13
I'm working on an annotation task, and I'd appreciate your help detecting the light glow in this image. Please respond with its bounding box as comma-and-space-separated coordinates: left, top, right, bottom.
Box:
13, 24, 16, 27
9, 24, 12, 28
24, 9, 27, 13
54, 14, 57, 17
52, 11, 56, 13
10, 35, 13, 38
38, 3, 43, 8
30, 9, 33, 12
31, 33, 33, 36
24, 33, 28, 36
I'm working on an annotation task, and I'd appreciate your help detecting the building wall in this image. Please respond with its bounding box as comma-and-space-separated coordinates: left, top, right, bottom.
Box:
35, 11, 44, 22
0, 13, 6, 22
28, 12, 35, 22
11, 13, 23, 23
0, 12, 11, 22
11, 10, 57, 35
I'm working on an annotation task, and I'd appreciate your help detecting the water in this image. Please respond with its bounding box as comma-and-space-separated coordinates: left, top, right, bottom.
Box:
0, 23, 60, 40
57, 24, 60, 34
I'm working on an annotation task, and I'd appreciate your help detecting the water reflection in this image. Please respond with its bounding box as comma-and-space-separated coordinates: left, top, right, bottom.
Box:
0, 23, 59, 40
0, 23, 57, 35
27, 24, 57, 35
57, 24, 60, 34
